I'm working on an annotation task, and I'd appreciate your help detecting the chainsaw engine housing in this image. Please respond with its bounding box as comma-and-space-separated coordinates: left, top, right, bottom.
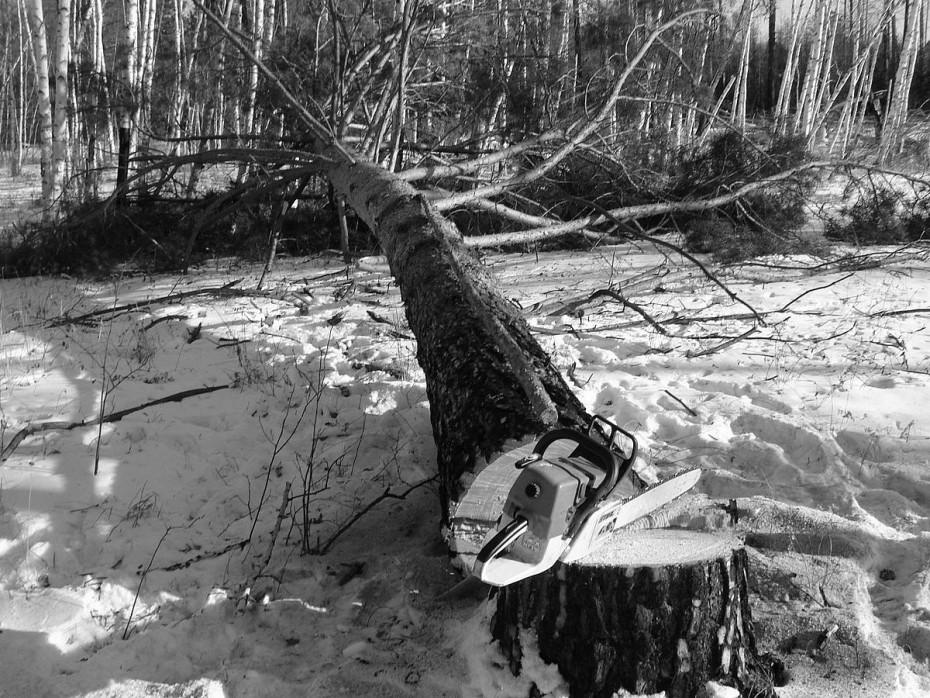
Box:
504, 457, 607, 541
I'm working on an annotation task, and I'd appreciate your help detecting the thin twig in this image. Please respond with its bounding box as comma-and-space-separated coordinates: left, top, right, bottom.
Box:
686, 326, 760, 358
663, 390, 697, 417
636, 232, 765, 325
246, 386, 312, 546
872, 307, 930, 318
256, 482, 292, 575
124, 527, 171, 640
778, 273, 855, 312
94, 292, 119, 476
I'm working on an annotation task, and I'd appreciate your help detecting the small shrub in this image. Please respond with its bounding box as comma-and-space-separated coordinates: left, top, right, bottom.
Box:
0, 190, 355, 278
683, 214, 809, 263
675, 132, 816, 261
825, 186, 930, 245
902, 195, 930, 242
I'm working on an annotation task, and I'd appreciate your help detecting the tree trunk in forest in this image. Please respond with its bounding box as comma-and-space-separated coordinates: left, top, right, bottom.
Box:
491, 530, 776, 698
26, 0, 54, 210
325, 151, 588, 519
766, 0, 776, 111
879, 0, 923, 162
114, 0, 138, 202
137, 0, 158, 140
52, 0, 71, 201
10, 0, 26, 177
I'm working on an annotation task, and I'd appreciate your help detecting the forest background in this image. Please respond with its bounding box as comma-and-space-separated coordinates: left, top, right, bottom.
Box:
0, 0, 929, 270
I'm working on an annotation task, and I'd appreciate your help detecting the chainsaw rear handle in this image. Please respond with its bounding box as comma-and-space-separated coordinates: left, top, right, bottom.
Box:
476, 516, 529, 564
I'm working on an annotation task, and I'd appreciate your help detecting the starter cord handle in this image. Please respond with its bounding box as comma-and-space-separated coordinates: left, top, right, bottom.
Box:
476, 516, 530, 564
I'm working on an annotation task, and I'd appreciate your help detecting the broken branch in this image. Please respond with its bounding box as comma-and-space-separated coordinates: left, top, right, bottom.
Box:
0, 385, 231, 462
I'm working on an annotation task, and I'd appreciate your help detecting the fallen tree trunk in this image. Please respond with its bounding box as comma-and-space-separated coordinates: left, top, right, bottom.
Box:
491, 529, 776, 698
326, 152, 588, 519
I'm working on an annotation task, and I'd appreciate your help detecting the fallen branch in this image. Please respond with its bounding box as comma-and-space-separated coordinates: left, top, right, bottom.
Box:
0, 384, 231, 462
351, 361, 407, 379
487, 191, 765, 326
434, 10, 711, 211
461, 160, 834, 249
779, 273, 855, 312
685, 326, 760, 358
49, 280, 243, 326
663, 389, 697, 417
872, 307, 930, 318
143, 314, 189, 330
157, 538, 249, 572
585, 289, 669, 335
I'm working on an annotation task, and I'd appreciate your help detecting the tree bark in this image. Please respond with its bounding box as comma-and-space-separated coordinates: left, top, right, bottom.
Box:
491, 530, 775, 698
326, 151, 588, 519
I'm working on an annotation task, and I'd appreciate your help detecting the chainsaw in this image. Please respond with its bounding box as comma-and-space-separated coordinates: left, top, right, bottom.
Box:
470, 415, 700, 588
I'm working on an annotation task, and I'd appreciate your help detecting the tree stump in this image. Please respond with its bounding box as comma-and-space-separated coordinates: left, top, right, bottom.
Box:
490, 529, 775, 698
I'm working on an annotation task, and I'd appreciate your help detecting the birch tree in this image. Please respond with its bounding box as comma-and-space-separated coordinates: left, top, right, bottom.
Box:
115, 0, 139, 201
26, 0, 54, 209
52, 0, 72, 200
879, 0, 924, 161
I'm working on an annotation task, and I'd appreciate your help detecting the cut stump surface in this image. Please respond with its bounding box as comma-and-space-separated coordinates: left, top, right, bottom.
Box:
491, 529, 775, 698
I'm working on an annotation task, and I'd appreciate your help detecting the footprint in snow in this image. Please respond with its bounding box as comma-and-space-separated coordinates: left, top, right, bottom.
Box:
691, 378, 792, 414
866, 538, 930, 661
865, 375, 897, 389
732, 413, 832, 475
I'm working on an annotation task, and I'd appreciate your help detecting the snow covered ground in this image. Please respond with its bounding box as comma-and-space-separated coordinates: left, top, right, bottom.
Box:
2, 241, 930, 697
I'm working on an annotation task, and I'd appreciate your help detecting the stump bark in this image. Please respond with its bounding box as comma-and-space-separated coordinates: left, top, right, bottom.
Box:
491, 530, 775, 698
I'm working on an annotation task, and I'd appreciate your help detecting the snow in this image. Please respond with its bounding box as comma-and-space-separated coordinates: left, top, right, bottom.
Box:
2, 242, 930, 697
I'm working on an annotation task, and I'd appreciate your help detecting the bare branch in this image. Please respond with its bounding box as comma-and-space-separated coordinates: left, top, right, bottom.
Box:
399, 130, 567, 182
464, 159, 834, 248
0, 385, 231, 462
192, 0, 355, 164
433, 10, 712, 212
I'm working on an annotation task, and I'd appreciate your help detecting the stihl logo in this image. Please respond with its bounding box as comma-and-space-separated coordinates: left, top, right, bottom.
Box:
597, 518, 615, 537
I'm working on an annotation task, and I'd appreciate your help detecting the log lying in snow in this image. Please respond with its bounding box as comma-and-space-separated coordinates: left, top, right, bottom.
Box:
326, 152, 588, 519
490, 529, 775, 698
